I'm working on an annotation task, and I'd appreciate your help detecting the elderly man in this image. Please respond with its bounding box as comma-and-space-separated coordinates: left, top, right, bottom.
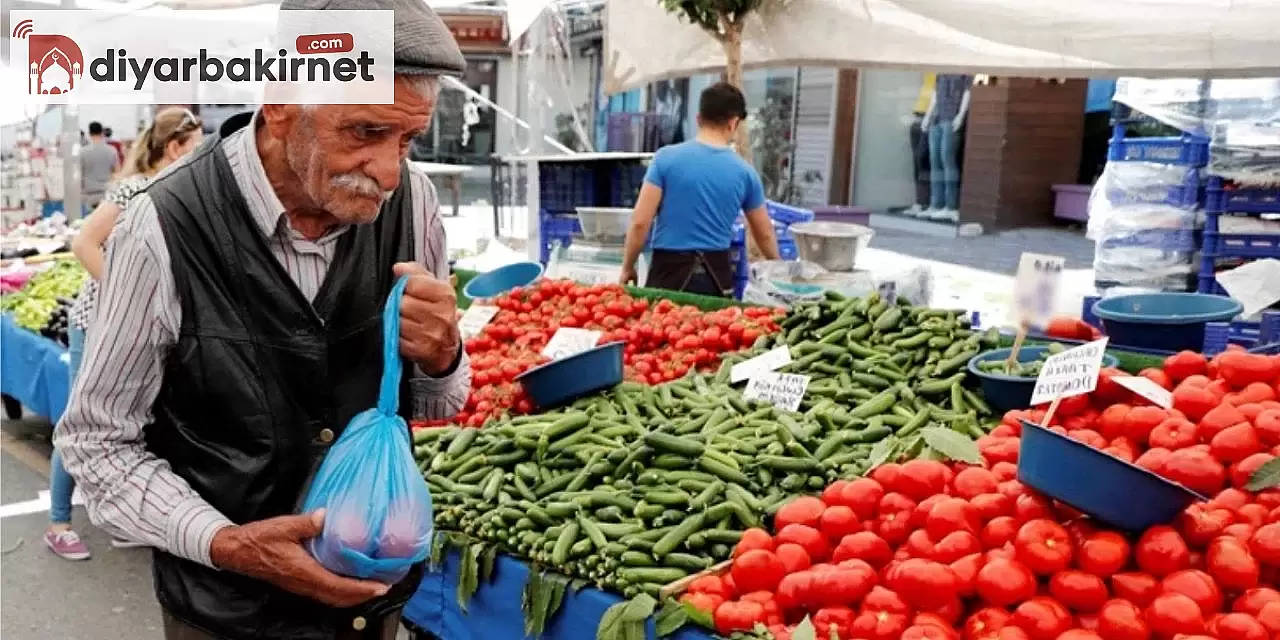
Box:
53, 1, 470, 638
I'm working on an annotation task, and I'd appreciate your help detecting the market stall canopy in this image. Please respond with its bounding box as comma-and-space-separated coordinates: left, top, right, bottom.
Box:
604, 0, 1280, 92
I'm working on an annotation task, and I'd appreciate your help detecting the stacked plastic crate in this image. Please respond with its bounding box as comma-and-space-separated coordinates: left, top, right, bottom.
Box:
1090, 116, 1207, 293
764, 201, 814, 260
537, 159, 648, 264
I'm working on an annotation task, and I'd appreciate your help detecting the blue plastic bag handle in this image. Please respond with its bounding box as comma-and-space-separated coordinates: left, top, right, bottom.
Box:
378, 276, 410, 416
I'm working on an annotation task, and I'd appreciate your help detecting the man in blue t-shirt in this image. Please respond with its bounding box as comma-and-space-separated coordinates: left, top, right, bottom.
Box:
620, 82, 779, 296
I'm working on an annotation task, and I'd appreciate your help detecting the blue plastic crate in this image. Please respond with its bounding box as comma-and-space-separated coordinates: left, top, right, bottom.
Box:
1202, 311, 1280, 355
766, 201, 815, 225
1212, 232, 1280, 260
1206, 180, 1280, 215
1108, 135, 1209, 166
1098, 228, 1197, 252
1105, 181, 1200, 208
539, 164, 596, 214
539, 213, 580, 264
779, 238, 798, 261
609, 162, 647, 208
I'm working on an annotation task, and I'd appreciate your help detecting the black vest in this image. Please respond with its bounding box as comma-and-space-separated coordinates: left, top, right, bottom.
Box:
146, 112, 422, 639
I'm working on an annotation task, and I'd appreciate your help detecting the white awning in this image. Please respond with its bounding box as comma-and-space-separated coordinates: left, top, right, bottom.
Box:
604, 0, 1280, 93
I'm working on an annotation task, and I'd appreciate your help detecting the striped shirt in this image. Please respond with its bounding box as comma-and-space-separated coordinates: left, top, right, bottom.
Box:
54, 111, 471, 569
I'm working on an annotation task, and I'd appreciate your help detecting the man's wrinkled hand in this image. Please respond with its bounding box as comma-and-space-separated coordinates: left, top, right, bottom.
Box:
209, 510, 389, 608
393, 262, 461, 376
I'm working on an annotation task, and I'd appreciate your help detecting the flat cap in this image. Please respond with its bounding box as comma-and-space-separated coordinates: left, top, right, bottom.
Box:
280, 0, 467, 77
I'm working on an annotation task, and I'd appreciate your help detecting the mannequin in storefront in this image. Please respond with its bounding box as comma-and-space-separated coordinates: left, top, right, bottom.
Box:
905, 73, 936, 216
920, 74, 972, 223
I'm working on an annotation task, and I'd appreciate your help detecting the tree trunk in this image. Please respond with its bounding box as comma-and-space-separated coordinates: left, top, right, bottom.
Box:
721, 21, 762, 261
721, 24, 752, 164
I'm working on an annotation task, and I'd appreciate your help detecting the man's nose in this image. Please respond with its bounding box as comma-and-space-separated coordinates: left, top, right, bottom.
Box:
365, 144, 403, 192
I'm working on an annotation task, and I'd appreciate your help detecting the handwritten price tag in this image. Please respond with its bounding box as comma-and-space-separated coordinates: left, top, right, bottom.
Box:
730, 346, 793, 383
1011, 252, 1065, 330
541, 327, 603, 360
743, 372, 811, 412
1030, 338, 1110, 406
1113, 375, 1174, 409
458, 305, 499, 338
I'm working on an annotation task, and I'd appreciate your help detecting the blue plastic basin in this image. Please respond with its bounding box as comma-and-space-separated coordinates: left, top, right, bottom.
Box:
1018, 420, 1206, 532
517, 341, 625, 410
463, 262, 544, 300
1092, 293, 1242, 352
968, 346, 1118, 414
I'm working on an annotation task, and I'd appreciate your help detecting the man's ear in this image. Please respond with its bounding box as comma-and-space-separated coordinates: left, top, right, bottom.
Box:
259, 104, 300, 140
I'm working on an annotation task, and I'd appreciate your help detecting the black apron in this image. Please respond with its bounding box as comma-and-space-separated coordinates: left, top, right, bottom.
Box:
647, 249, 734, 298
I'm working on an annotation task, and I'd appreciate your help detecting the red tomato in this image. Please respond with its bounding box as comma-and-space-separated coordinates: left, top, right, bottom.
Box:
1077, 532, 1131, 577
1111, 573, 1161, 608
819, 505, 863, 543
731, 549, 787, 593
1009, 597, 1072, 640
1096, 599, 1150, 640
1015, 519, 1074, 575
831, 531, 893, 568
734, 528, 775, 557
975, 557, 1038, 608
1049, 570, 1110, 612
1144, 593, 1205, 636
1135, 526, 1192, 577
1206, 535, 1260, 592
775, 543, 812, 575
1160, 569, 1222, 616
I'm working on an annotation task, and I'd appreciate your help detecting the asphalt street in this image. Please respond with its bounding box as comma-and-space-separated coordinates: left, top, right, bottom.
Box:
1, 415, 163, 639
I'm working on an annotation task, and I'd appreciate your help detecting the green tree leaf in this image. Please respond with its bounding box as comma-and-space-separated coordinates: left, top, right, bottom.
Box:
791, 615, 816, 640
920, 426, 983, 464
456, 543, 480, 612
598, 594, 658, 640
1247, 457, 1280, 491
655, 599, 689, 637
867, 436, 899, 469
480, 546, 498, 583
681, 600, 715, 629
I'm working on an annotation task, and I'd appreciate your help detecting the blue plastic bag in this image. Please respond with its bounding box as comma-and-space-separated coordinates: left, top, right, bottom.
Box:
301, 276, 432, 584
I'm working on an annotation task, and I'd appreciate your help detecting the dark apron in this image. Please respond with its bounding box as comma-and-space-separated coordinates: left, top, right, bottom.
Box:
647, 249, 734, 298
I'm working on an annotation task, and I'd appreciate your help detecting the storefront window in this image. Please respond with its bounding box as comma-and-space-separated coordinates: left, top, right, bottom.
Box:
411, 59, 499, 164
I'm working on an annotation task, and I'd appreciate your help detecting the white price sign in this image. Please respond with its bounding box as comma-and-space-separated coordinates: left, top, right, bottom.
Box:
743, 372, 811, 412
1011, 252, 1065, 330
1030, 338, 1110, 406
541, 327, 603, 360
1114, 376, 1174, 409
458, 305, 499, 338
730, 346, 793, 383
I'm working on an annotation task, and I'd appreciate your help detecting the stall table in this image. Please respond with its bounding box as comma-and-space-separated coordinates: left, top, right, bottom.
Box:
412, 162, 474, 217
403, 551, 715, 640
0, 313, 71, 424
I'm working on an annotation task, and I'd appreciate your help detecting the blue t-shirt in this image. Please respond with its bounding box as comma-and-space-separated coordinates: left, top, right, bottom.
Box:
645, 141, 766, 251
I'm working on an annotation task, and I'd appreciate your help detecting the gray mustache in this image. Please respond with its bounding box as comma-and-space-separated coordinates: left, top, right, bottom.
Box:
332, 173, 393, 201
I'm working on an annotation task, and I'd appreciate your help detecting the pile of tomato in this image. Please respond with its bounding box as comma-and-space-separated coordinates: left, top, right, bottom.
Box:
681, 346, 1280, 640
438, 279, 782, 427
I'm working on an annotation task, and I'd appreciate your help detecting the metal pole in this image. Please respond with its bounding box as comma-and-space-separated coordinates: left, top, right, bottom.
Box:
61, 0, 82, 221
525, 12, 547, 262
440, 75, 575, 155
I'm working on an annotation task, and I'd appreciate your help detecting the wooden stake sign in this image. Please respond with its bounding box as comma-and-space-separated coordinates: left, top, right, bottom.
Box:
1030, 338, 1110, 426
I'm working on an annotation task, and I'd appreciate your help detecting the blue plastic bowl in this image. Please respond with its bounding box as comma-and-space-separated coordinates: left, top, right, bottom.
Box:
1018, 420, 1206, 532
517, 341, 625, 410
1092, 293, 1242, 352
462, 262, 544, 300
968, 346, 1118, 414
